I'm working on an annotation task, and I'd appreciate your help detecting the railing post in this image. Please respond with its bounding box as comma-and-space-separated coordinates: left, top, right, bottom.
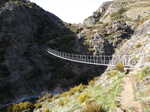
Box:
80, 55, 82, 61
87, 55, 90, 62
93, 56, 95, 63
124, 55, 126, 67
103, 55, 105, 65
90, 56, 92, 63
86, 56, 88, 62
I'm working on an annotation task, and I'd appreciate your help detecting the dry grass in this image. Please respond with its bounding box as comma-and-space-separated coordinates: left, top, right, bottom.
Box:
82, 102, 106, 112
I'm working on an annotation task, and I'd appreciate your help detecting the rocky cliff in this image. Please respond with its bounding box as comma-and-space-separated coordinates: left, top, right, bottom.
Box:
28, 0, 150, 112
0, 0, 106, 108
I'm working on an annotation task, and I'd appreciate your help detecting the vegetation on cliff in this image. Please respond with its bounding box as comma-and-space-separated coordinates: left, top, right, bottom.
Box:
1, 0, 150, 112
0, 0, 105, 107
32, 0, 150, 112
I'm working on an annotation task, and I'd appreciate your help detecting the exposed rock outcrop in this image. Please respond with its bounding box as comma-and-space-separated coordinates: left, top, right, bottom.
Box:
0, 0, 67, 106
83, 1, 112, 26
1, 0, 150, 111
0, 0, 106, 107
31, 0, 150, 112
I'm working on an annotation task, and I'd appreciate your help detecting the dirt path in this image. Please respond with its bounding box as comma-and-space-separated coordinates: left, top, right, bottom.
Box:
120, 76, 143, 112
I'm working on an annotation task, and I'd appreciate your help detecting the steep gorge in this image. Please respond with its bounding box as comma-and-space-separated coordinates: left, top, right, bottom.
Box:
1, 0, 150, 112
31, 0, 150, 112
0, 0, 107, 108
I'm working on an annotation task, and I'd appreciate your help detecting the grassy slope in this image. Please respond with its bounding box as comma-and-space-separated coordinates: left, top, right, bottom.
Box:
34, 70, 124, 112
6, 65, 150, 112
33, 66, 150, 112
6, 0, 150, 112
34, 0, 150, 112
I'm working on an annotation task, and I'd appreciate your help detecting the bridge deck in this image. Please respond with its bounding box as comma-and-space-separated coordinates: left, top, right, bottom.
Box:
47, 48, 137, 68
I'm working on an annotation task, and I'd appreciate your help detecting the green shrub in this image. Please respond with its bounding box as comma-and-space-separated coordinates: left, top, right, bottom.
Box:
88, 79, 95, 86
7, 102, 34, 112
37, 93, 52, 103
60, 84, 86, 97
57, 98, 69, 106
34, 103, 42, 109
70, 84, 86, 93
78, 92, 91, 104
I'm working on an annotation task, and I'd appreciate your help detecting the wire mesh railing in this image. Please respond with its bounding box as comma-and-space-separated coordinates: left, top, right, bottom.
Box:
47, 48, 141, 68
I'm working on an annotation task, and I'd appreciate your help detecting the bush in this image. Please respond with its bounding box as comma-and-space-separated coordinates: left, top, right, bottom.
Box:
34, 103, 42, 109
82, 102, 106, 112
37, 93, 52, 103
57, 98, 69, 106
88, 79, 95, 86
115, 63, 125, 72
78, 92, 90, 103
7, 102, 34, 112
70, 84, 85, 93
60, 84, 86, 97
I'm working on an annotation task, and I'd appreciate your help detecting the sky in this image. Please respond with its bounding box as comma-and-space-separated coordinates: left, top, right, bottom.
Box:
30, 0, 108, 23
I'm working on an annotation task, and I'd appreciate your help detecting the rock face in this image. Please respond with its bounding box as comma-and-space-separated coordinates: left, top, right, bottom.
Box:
76, 20, 133, 55
1, 0, 150, 111
32, 0, 150, 111
83, 1, 112, 26
0, 0, 106, 107
112, 19, 150, 68
0, 0, 66, 106
83, 16, 96, 26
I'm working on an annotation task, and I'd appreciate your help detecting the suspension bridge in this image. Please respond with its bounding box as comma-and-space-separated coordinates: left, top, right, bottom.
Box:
47, 48, 138, 68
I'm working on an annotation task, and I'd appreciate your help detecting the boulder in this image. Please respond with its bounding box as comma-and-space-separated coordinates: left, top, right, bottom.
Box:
83, 16, 96, 26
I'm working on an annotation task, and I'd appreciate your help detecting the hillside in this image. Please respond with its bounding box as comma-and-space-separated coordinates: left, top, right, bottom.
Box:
0, 0, 106, 108
1, 0, 150, 112
33, 20, 150, 112
31, 0, 150, 112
